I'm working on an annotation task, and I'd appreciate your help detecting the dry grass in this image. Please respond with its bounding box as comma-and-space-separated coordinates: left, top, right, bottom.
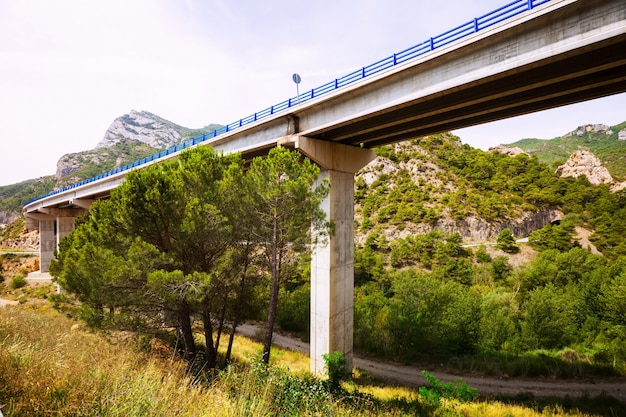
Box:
0, 302, 618, 416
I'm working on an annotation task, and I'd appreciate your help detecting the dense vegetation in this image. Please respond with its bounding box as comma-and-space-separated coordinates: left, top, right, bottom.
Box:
43, 132, 626, 378
4, 128, 626, 414
508, 121, 626, 179
276, 134, 626, 377
51, 146, 329, 368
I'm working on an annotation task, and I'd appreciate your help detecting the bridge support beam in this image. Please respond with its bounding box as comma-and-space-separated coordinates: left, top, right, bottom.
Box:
39, 219, 56, 273
25, 208, 86, 274
294, 137, 376, 373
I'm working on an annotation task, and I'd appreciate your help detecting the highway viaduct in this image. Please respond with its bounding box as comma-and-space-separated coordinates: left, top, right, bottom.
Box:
23, 0, 626, 373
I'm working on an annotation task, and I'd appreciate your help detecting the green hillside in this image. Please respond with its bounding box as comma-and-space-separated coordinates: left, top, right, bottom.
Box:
507, 121, 626, 179
357, 133, 571, 239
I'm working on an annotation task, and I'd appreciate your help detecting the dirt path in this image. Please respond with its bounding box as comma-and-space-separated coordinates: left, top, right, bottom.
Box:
237, 324, 626, 402
0, 299, 19, 307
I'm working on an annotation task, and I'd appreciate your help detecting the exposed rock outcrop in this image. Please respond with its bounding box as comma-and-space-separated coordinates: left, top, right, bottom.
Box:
567, 124, 612, 137
375, 208, 563, 243
96, 110, 182, 149
55, 154, 84, 178
619, 128, 626, 141
489, 145, 527, 157
0, 210, 18, 226
555, 150, 613, 185
0, 228, 39, 250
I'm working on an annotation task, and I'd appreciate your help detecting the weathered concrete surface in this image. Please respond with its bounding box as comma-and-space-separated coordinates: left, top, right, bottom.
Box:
302, 138, 375, 373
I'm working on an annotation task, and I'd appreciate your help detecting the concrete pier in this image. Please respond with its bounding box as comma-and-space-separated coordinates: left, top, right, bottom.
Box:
295, 136, 375, 373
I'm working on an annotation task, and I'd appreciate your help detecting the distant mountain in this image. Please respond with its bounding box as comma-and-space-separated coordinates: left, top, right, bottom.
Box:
0, 110, 222, 223
503, 122, 626, 180
96, 110, 221, 150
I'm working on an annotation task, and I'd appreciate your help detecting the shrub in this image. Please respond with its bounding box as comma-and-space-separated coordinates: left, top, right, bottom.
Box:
10, 275, 27, 289
277, 285, 310, 335
497, 228, 519, 253
322, 351, 351, 392
419, 370, 478, 406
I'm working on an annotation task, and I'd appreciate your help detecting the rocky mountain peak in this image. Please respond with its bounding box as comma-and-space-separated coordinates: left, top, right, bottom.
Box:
96, 110, 182, 149
566, 124, 612, 137
555, 150, 613, 185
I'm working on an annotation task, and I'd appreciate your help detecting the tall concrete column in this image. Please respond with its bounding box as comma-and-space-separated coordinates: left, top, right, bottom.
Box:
293, 136, 376, 374
56, 217, 75, 246
39, 219, 56, 273
310, 169, 357, 372
26, 207, 85, 275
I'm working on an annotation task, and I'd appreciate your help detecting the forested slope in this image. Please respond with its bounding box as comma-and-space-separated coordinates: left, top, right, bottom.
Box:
277, 133, 626, 376
508, 121, 626, 179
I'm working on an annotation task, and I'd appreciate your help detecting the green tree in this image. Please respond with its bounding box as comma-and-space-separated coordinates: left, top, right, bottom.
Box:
528, 219, 578, 252
496, 228, 519, 254
479, 291, 520, 353
52, 147, 247, 366
521, 284, 575, 350
491, 256, 512, 281
243, 147, 330, 364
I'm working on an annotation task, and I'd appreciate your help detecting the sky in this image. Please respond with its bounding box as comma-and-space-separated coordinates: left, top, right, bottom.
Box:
1, 0, 624, 186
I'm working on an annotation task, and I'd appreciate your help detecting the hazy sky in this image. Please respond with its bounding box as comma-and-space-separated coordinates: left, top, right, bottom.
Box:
1, 0, 624, 186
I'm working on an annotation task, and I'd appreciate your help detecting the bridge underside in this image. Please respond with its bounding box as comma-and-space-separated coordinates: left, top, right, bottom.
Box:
310, 37, 626, 148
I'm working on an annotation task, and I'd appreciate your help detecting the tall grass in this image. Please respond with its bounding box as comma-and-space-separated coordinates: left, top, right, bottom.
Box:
0, 305, 620, 416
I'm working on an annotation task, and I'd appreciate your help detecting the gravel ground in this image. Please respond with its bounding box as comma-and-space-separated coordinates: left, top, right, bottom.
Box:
236, 323, 626, 402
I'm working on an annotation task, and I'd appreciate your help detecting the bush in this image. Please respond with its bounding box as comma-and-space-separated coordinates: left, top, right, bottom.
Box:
322, 351, 351, 391
277, 285, 310, 335
419, 370, 478, 406
10, 275, 27, 289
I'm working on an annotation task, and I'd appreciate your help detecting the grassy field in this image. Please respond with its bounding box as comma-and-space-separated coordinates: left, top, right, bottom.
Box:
0, 287, 625, 416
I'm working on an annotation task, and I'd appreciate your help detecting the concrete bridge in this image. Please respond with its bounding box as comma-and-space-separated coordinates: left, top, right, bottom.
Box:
23, 0, 626, 372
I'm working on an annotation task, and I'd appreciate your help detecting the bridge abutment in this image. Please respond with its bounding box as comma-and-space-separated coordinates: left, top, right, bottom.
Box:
293, 137, 375, 373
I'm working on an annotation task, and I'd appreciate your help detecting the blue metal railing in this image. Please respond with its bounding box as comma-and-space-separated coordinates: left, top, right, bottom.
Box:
24, 0, 551, 207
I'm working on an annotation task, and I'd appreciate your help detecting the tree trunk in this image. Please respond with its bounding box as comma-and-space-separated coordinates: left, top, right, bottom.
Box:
226, 242, 251, 363
262, 216, 280, 364
225, 260, 248, 363
178, 302, 196, 361
202, 300, 217, 369
215, 296, 228, 359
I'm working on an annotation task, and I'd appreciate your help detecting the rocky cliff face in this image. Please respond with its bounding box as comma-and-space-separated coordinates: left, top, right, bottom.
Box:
54, 110, 189, 180
355, 141, 564, 244
555, 150, 614, 185
372, 208, 563, 244
96, 110, 183, 149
